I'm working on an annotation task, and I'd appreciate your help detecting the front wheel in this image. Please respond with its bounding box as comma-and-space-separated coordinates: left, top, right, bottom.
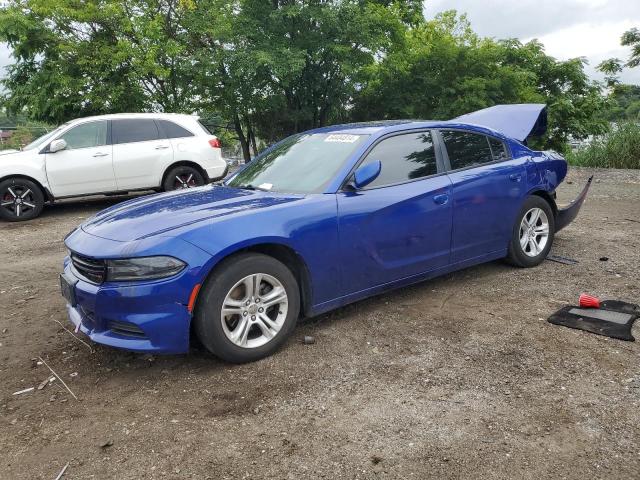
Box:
506, 196, 555, 268
0, 178, 45, 222
193, 253, 300, 363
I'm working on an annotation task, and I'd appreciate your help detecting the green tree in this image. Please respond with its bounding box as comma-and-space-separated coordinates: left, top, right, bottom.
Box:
0, 0, 207, 123
621, 27, 640, 68
352, 11, 608, 151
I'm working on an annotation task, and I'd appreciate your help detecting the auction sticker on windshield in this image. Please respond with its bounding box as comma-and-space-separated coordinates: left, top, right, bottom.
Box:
324, 134, 360, 143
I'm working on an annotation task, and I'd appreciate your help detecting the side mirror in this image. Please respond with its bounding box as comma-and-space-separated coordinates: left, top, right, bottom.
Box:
352, 160, 381, 189
49, 139, 67, 153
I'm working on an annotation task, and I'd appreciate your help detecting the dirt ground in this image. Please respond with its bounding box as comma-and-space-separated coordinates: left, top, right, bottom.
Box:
1, 167, 639, 479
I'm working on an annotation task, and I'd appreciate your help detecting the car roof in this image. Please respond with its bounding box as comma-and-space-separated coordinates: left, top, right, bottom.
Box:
307, 120, 511, 140
65, 112, 199, 125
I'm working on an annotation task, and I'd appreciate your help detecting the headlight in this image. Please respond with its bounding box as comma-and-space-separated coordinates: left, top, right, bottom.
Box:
106, 256, 186, 282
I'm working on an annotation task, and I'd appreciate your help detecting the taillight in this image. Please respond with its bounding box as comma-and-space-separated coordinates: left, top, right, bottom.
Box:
208, 138, 221, 148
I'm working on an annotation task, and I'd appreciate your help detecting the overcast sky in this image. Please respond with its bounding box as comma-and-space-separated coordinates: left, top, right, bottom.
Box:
0, 1, 638, 85
425, 0, 640, 84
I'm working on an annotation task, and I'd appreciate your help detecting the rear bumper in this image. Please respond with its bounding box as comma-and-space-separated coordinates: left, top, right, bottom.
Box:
556, 175, 593, 232
205, 163, 228, 181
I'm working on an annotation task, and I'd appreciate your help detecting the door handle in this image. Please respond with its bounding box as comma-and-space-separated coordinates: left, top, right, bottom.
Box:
155, 145, 170, 150
509, 173, 522, 182
93, 152, 109, 157
433, 193, 449, 205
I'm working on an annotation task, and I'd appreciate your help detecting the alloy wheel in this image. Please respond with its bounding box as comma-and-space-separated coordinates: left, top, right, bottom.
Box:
220, 273, 288, 349
1, 185, 38, 219
519, 207, 550, 257
174, 173, 197, 189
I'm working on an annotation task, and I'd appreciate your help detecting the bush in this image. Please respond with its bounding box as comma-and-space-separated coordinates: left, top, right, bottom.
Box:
566, 122, 640, 169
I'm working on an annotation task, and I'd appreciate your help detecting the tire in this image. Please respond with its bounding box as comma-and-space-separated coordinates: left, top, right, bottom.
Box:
162, 165, 205, 191
194, 253, 300, 363
507, 195, 555, 268
0, 178, 45, 222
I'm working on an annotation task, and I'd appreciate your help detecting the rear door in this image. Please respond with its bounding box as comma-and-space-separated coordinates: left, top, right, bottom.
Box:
439, 129, 526, 263
111, 119, 174, 190
337, 130, 453, 295
45, 120, 116, 197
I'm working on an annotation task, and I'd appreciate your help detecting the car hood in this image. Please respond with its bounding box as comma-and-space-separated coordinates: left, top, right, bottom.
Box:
81, 186, 304, 242
0, 149, 20, 156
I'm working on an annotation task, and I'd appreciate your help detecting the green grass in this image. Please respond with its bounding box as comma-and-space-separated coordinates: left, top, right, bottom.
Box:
566, 122, 640, 169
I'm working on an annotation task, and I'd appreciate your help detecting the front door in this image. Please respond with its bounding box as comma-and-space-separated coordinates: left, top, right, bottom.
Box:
45, 120, 116, 197
337, 130, 453, 295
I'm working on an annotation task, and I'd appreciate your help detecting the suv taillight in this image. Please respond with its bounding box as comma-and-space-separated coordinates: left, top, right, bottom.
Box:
208, 138, 221, 148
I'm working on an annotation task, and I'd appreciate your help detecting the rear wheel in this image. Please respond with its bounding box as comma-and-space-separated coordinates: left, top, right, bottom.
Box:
194, 253, 300, 363
507, 196, 555, 267
0, 178, 45, 222
162, 165, 205, 191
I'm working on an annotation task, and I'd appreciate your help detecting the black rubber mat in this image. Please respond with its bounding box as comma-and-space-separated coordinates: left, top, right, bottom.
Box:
547, 300, 639, 341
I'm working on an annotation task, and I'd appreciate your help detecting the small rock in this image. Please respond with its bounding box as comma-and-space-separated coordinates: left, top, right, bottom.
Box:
253, 407, 260, 415
99, 439, 113, 448
599, 256, 609, 262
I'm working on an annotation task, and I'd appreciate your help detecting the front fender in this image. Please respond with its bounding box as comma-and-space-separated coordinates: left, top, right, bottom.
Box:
0, 153, 50, 192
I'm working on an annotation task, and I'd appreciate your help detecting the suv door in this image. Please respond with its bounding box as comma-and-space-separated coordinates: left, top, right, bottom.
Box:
45, 120, 116, 197
111, 119, 174, 190
337, 130, 453, 295
438, 129, 526, 263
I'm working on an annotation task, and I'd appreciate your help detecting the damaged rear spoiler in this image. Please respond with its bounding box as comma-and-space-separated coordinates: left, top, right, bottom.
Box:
556, 176, 593, 232
454, 104, 547, 142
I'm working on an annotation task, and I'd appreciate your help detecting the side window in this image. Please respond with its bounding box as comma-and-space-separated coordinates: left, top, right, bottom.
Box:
158, 120, 194, 139
488, 136, 509, 161
58, 121, 107, 150
112, 119, 160, 144
441, 130, 493, 170
359, 131, 438, 188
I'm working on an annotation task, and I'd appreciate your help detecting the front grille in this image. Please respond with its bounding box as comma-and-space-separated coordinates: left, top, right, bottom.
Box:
71, 253, 106, 284
108, 320, 147, 339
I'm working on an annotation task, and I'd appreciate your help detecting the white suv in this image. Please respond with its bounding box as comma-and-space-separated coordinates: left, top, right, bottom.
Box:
0, 113, 227, 221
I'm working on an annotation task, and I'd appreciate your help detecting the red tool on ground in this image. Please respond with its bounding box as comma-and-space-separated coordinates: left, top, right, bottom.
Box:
579, 293, 601, 309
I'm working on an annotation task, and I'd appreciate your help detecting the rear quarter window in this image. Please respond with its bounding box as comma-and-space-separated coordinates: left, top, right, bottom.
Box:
157, 120, 194, 139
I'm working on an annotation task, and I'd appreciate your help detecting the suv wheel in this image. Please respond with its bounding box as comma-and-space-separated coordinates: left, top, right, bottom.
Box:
0, 178, 45, 222
163, 166, 205, 191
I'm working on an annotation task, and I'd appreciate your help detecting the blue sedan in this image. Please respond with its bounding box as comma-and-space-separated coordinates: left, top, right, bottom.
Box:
60, 104, 590, 363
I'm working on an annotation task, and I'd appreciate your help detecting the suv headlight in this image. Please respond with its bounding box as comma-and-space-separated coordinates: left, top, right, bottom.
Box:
106, 256, 186, 282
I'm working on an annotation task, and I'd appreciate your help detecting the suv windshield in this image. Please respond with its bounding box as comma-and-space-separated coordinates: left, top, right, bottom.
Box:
22, 124, 68, 151
226, 132, 368, 194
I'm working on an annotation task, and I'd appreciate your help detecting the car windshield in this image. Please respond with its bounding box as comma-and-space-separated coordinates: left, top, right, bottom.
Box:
226, 132, 369, 194
22, 124, 68, 151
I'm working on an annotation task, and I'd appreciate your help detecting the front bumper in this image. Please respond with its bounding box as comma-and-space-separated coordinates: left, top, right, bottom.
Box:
63, 262, 192, 354
61, 229, 213, 354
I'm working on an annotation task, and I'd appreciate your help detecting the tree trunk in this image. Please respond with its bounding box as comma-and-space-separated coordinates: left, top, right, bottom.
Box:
248, 122, 258, 156
234, 113, 251, 163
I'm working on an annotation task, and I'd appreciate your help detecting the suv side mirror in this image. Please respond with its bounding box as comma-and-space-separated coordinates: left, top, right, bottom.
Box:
49, 139, 67, 153
351, 160, 381, 189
